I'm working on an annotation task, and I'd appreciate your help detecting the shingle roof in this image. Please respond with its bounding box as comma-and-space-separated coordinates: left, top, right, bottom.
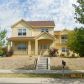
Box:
11, 19, 55, 28
26, 21, 55, 27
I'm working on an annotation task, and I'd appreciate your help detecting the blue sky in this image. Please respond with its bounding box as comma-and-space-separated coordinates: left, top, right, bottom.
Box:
0, 0, 79, 36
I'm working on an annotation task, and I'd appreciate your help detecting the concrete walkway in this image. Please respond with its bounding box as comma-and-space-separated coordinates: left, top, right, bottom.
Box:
36, 57, 48, 70
0, 69, 84, 74
0, 78, 84, 84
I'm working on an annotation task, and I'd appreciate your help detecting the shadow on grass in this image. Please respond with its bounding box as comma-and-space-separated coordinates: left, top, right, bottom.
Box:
16, 64, 36, 70
14, 58, 37, 70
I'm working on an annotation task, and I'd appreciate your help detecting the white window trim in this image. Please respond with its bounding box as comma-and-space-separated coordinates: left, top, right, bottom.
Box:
41, 28, 48, 32
17, 43, 27, 50
62, 48, 68, 52
18, 28, 26, 36
61, 35, 68, 43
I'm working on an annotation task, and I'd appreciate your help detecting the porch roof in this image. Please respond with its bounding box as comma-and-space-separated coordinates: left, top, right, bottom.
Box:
8, 37, 35, 41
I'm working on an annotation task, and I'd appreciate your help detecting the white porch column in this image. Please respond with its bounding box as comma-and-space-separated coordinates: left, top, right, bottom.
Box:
7, 41, 11, 52
35, 40, 38, 55
28, 40, 31, 55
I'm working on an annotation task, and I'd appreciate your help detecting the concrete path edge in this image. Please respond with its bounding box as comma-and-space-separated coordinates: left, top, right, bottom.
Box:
0, 69, 84, 74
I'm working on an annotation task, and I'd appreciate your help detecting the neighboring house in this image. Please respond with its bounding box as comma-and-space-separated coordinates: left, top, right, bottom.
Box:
8, 19, 69, 56
54, 30, 69, 55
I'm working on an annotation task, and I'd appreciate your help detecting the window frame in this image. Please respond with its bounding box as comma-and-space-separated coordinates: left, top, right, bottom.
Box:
18, 28, 26, 36
39, 44, 49, 49
61, 48, 68, 52
61, 35, 68, 43
17, 43, 27, 50
41, 28, 48, 32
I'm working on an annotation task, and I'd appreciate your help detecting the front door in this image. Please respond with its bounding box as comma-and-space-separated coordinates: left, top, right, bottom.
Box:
39, 44, 49, 55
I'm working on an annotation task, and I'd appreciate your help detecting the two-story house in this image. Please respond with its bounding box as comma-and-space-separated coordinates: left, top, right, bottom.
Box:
8, 19, 56, 56
8, 19, 70, 56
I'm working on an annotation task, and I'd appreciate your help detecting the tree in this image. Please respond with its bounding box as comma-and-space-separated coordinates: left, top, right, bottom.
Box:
67, 0, 84, 57
0, 30, 7, 56
67, 28, 84, 56
74, 0, 84, 24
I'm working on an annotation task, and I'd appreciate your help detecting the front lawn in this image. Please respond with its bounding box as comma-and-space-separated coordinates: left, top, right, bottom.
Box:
0, 56, 37, 70
50, 57, 84, 70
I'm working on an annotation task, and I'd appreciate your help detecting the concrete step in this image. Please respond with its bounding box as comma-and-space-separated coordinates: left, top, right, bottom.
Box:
37, 65, 47, 67
38, 62, 47, 64
36, 57, 48, 70
37, 67, 48, 69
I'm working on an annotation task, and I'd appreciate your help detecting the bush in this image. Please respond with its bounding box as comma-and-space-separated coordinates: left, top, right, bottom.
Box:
48, 48, 58, 57
60, 53, 65, 57
60, 52, 80, 58
6, 48, 13, 57
0, 49, 4, 56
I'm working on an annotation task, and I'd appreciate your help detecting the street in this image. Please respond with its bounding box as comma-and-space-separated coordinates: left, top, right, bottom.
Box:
0, 78, 84, 84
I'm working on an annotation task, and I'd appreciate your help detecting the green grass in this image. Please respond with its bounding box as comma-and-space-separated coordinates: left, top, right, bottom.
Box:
0, 73, 83, 78
0, 73, 62, 78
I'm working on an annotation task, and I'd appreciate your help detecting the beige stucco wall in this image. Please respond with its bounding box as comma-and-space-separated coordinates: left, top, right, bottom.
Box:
12, 23, 32, 37
32, 27, 54, 36
12, 22, 54, 37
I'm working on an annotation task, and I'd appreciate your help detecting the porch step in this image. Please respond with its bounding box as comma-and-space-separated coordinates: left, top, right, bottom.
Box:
36, 57, 48, 70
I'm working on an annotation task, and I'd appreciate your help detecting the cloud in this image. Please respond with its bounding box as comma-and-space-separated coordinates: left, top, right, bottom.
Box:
0, 0, 78, 34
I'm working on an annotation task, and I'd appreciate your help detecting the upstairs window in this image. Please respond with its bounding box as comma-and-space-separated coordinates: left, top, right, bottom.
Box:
61, 35, 68, 43
41, 29, 44, 32
41, 28, 48, 32
18, 29, 26, 36
45, 29, 48, 32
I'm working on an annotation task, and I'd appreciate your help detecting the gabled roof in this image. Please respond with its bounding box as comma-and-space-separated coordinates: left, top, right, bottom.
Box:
26, 21, 55, 27
35, 32, 55, 40
11, 19, 55, 28
11, 19, 32, 28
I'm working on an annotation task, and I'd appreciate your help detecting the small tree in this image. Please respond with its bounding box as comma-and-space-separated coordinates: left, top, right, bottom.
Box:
67, 28, 84, 56
0, 30, 7, 56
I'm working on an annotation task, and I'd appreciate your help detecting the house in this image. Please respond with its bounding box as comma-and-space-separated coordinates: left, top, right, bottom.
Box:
8, 19, 69, 56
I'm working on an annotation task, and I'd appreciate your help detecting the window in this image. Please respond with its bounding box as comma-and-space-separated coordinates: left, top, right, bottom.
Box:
62, 48, 68, 52
39, 44, 49, 49
17, 43, 27, 50
41, 28, 48, 32
18, 29, 26, 36
45, 29, 48, 32
61, 35, 67, 43
41, 29, 44, 32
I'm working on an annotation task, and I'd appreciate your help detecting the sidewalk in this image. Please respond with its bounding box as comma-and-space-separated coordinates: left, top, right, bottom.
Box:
0, 78, 84, 84
0, 69, 84, 74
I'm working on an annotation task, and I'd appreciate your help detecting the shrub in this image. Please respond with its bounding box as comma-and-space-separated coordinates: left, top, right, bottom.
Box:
6, 48, 13, 57
60, 53, 66, 57
48, 48, 58, 57
0, 49, 4, 56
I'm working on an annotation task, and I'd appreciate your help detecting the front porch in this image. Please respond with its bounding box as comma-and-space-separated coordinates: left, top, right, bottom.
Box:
12, 39, 54, 56
8, 32, 56, 56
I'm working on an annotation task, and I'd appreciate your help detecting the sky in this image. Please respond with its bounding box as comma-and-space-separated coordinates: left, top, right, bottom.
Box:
0, 0, 79, 36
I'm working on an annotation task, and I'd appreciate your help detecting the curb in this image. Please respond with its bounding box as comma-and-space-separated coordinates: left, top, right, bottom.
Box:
0, 70, 84, 74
